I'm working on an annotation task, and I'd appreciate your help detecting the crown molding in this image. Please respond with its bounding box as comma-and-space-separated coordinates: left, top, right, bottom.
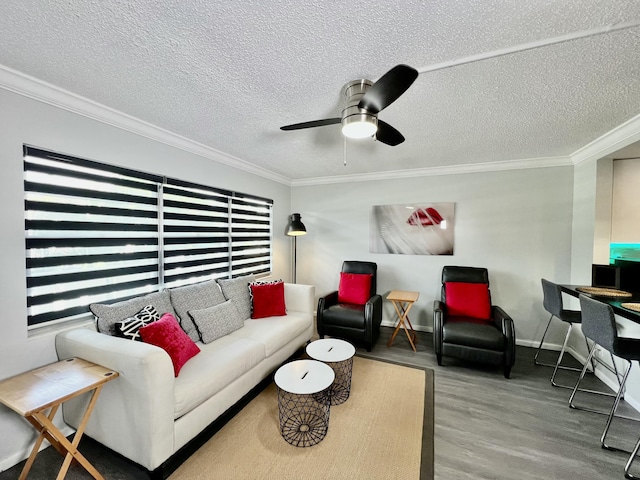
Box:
571, 113, 640, 165
290, 156, 572, 186
0, 64, 291, 185
6, 63, 638, 189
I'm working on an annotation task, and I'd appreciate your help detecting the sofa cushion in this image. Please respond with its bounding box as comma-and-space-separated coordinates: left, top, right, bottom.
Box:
237, 312, 311, 357
91, 290, 175, 336
169, 279, 227, 342
114, 305, 161, 341
173, 335, 265, 418
139, 313, 201, 377
321, 303, 366, 329
188, 300, 244, 344
217, 274, 256, 320
442, 317, 504, 351
249, 281, 286, 319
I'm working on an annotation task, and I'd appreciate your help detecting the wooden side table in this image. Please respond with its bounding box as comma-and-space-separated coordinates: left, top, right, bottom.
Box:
0, 357, 119, 480
387, 290, 420, 352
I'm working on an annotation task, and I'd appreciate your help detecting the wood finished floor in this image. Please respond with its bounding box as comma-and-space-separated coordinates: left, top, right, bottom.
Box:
361, 326, 640, 480
2, 326, 639, 479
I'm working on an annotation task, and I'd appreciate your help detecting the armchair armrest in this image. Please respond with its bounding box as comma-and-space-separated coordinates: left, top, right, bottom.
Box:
492, 305, 516, 368
364, 294, 383, 344
55, 327, 175, 471
433, 300, 445, 357
318, 290, 339, 309
316, 291, 338, 338
284, 283, 315, 315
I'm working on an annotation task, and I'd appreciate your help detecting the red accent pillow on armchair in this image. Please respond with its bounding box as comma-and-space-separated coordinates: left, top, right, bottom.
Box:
445, 282, 492, 321
338, 272, 373, 305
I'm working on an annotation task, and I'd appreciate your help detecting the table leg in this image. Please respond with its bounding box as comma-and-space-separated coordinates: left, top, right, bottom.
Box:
402, 306, 418, 351
19, 405, 60, 480
387, 301, 405, 347
59, 385, 104, 480
25, 385, 105, 480
387, 301, 418, 352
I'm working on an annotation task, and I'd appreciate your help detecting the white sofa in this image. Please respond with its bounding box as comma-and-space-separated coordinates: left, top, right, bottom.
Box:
55, 282, 314, 473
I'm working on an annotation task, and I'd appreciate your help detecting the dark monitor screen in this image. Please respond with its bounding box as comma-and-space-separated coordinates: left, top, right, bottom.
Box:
592, 264, 620, 289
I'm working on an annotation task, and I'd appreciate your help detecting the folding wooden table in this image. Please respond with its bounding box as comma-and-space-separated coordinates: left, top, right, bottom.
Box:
387, 290, 420, 352
0, 357, 118, 480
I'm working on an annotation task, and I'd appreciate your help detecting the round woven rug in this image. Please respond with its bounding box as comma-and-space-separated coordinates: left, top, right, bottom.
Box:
575, 286, 632, 298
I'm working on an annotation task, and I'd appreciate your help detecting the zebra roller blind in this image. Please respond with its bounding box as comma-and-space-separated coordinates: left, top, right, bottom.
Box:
24, 146, 273, 328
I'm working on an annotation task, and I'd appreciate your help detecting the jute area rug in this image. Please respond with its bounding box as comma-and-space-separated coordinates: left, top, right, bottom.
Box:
170, 356, 434, 480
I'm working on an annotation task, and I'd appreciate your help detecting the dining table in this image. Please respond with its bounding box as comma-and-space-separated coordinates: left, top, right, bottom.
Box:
559, 284, 640, 324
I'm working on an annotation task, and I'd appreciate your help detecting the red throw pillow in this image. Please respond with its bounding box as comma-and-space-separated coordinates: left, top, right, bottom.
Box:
445, 282, 492, 320
338, 272, 373, 305
139, 313, 201, 376
250, 281, 286, 319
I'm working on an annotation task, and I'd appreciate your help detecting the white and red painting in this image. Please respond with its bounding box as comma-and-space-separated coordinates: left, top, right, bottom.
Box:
370, 203, 455, 255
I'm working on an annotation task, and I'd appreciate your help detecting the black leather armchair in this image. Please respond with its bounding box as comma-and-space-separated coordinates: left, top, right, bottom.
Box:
317, 261, 383, 352
433, 266, 516, 378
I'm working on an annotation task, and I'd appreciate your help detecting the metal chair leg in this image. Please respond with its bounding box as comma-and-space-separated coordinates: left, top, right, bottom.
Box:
568, 347, 619, 410
534, 314, 555, 366
601, 360, 634, 451
625, 435, 640, 479
549, 324, 593, 388
533, 320, 592, 387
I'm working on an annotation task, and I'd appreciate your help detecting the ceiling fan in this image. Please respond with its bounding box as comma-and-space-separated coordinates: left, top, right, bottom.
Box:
280, 64, 419, 146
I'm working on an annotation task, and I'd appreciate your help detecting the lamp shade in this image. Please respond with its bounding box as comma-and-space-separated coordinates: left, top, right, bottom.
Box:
286, 213, 307, 236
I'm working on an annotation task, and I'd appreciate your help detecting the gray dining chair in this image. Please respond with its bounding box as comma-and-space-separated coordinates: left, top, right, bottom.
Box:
535, 279, 593, 387
570, 295, 640, 452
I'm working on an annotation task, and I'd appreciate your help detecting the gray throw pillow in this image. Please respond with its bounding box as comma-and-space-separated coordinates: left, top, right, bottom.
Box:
217, 274, 256, 320
91, 290, 175, 336
188, 300, 245, 344
169, 279, 227, 342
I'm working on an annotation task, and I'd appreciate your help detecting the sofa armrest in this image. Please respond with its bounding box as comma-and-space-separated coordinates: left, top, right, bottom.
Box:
55, 328, 175, 471
284, 283, 315, 314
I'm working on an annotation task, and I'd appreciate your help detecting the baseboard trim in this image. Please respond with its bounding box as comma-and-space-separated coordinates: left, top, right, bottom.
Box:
0, 425, 74, 473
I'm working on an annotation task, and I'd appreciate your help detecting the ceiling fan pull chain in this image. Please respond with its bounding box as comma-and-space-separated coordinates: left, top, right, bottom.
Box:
343, 136, 347, 166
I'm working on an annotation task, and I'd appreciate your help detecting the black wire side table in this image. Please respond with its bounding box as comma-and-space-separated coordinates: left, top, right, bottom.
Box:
274, 359, 335, 447
306, 338, 356, 405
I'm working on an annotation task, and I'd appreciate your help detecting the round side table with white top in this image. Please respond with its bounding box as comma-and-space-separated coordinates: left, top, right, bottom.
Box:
274, 359, 335, 447
306, 338, 356, 405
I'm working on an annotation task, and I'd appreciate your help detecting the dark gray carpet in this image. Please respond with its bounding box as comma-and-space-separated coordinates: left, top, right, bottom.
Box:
1, 326, 638, 479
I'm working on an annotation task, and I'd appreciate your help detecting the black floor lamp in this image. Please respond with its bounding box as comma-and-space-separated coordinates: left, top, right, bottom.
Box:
286, 213, 307, 283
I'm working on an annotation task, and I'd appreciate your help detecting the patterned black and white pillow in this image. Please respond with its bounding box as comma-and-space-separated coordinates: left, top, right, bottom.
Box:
114, 305, 161, 341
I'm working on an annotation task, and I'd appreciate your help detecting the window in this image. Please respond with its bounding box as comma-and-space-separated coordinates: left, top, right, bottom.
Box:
23, 146, 273, 328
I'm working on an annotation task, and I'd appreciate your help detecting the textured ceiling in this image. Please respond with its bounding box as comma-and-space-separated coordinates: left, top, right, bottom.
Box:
1, 1, 640, 181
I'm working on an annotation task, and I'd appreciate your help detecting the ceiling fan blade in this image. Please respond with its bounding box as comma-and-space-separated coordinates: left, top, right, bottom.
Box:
280, 118, 341, 131
358, 64, 419, 114
376, 120, 405, 146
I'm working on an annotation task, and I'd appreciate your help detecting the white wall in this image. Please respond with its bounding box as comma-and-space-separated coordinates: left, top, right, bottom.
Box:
292, 166, 576, 346
594, 159, 613, 264
0, 88, 292, 470
573, 156, 640, 410
612, 158, 640, 242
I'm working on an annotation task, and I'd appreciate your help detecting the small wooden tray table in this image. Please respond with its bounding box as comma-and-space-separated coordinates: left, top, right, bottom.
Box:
387, 290, 420, 352
0, 357, 118, 480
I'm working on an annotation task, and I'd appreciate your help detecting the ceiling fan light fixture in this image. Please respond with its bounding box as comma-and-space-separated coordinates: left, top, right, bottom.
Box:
341, 115, 378, 139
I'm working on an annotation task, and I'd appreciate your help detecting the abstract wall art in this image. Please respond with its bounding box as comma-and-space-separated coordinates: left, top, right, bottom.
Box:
370, 203, 455, 255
